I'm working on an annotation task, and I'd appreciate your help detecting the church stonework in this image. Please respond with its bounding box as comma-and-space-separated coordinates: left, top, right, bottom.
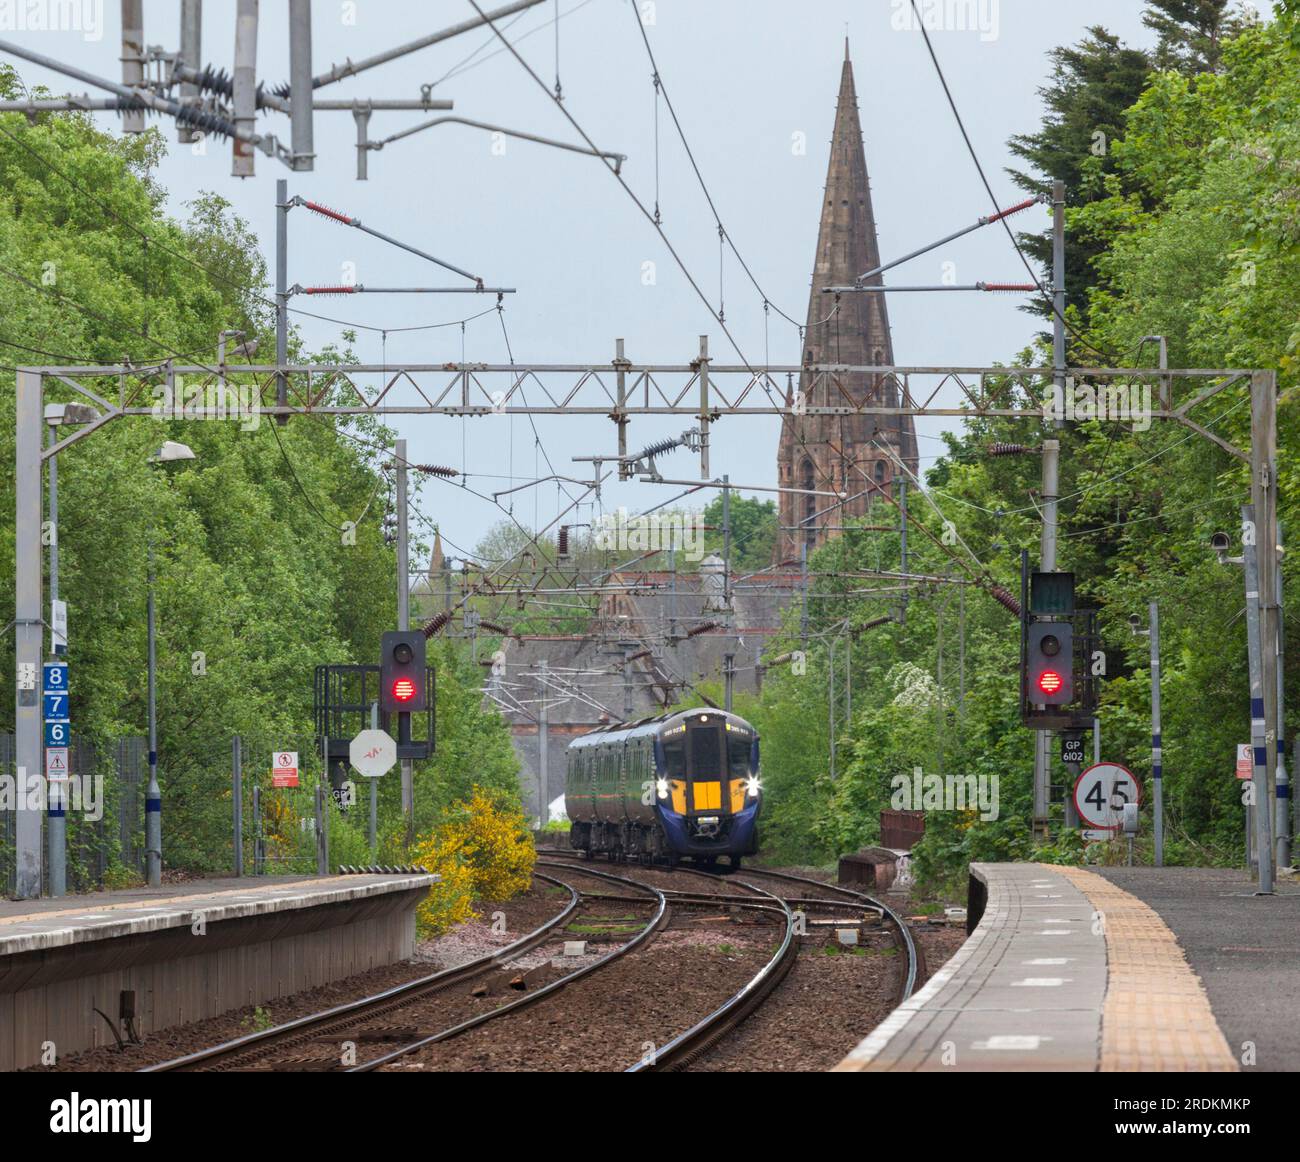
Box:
776, 44, 919, 562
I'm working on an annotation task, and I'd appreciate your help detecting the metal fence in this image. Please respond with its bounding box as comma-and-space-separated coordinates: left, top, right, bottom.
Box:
0, 733, 146, 896
1, 732, 374, 896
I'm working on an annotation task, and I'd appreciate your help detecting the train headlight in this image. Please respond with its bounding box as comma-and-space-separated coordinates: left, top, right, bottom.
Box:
746, 776, 761, 798
656, 778, 668, 800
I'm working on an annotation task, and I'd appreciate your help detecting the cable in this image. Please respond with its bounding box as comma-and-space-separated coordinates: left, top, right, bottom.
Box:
625, 0, 802, 331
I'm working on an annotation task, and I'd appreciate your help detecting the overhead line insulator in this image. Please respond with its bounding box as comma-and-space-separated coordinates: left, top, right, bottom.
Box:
990, 585, 1022, 617
986, 442, 1037, 458
302, 200, 356, 226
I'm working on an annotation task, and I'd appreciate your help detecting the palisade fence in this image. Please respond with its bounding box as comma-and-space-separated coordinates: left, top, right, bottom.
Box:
0, 734, 146, 896
1, 732, 372, 897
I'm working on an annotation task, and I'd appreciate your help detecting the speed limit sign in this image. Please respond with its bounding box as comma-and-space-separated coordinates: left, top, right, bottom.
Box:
1073, 762, 1141, 830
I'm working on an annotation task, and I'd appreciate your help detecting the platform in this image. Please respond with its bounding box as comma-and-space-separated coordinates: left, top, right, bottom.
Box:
836, 862, 1240, 1072
0, 873, 434, 1069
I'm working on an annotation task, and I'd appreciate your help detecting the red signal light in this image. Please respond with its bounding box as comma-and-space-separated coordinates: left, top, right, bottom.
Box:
1037, 670, 1063, 696
392, 677, 417, 702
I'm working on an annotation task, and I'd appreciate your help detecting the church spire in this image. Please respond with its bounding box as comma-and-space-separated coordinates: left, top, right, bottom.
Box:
775, 45, 918, 563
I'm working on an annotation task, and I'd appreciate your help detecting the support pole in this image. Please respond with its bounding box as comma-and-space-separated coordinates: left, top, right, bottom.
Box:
14, 371, 42, 898
252, 784, 263, 874
145, 540, 161, 886
369, 700, 378, 855
1033, 439, 1060, 840
288, 0, 315, 171
615, 337, 629, 475
396, 437, 414, 842
232, 735, 244, 877
1276, 523, 1290, 870
538, 659, 549, 828
276, 179, 289, 422
120, 0, 145, 133
177, 0, 202, 144
1243, 502, 1275, 894
47, 418, 65, 896
1251, 369, 1281, 885
1150, 600, 1164, 867
352, 103, 372, 180
232, 0, 259, 177
697, 335, 710, 479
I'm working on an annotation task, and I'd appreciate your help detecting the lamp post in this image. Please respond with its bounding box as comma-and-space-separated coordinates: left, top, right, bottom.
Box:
145, 440, 196, 887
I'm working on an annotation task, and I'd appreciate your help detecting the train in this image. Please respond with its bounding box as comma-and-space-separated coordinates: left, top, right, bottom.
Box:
564, 708, 761, 867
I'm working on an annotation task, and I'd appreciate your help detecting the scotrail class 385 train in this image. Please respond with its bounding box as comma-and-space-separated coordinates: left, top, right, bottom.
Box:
564, 708, 761, 867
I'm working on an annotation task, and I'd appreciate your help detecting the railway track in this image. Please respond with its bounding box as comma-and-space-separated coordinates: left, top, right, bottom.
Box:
543, 849, 923, 1002
534, 858, 796, 1072
146, 863, 793, 1073
144, 871, 607, 1072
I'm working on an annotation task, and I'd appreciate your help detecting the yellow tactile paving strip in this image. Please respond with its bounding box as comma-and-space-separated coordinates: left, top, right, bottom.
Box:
1056, 865, 1238, 1072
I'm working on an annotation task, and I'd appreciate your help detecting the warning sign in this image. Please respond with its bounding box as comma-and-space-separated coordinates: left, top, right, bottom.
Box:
272, 750, 299, 788
45, 747, 70, 783
1236, 743, 1253, 781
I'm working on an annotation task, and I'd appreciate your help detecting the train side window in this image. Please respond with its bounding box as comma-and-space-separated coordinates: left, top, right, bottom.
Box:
728, 735, 750, 779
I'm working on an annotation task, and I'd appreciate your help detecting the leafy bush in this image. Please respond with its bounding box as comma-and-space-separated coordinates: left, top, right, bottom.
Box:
411, 786, 535, 936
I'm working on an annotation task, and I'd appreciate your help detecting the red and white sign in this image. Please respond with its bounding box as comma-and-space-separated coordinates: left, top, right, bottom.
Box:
45, 747, 70, 783
272, 750, 299, 788
1073, 762, 1141, 831
1236, 744, 1253, 781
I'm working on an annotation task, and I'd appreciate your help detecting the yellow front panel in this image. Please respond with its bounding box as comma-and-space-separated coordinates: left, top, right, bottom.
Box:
729, 778, 746, 814
670, 780, 687, 814
692, 781, 721, 811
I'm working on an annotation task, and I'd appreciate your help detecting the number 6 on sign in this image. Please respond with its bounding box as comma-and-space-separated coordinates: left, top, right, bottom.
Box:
1073, 762, 1141, 831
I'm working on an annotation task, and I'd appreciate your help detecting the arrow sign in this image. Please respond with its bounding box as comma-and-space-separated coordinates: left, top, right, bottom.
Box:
349, 728, 397, 778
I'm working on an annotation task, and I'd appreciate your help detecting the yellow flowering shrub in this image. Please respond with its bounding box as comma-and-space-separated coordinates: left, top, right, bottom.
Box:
411, 786, 536, 936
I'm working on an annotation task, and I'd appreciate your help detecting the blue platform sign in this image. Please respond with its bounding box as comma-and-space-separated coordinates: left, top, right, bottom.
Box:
44, 720, 70, 748
43, 691, 70, 721
42, 662, 68, 692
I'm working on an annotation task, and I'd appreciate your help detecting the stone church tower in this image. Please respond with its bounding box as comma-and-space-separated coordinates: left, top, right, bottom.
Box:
776, 43, 919, 561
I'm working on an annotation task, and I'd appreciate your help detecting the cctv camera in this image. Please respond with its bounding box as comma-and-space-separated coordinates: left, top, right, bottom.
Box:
1210, 531, 1231, 553
1127, 613, 1141, 629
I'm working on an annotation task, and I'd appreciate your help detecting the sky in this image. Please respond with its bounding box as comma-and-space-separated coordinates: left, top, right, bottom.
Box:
3, 0, 1164, 564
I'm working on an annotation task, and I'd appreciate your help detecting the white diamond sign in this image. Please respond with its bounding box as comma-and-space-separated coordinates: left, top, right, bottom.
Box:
349, 729, 397, 778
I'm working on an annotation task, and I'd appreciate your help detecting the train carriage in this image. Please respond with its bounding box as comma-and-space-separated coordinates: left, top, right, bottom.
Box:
564, 708, 761, 866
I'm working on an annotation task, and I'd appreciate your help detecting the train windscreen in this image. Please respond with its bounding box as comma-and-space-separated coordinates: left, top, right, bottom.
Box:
688, 727, 722, 778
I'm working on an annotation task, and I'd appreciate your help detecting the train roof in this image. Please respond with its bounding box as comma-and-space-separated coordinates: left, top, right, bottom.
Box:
568, 707, 756, 747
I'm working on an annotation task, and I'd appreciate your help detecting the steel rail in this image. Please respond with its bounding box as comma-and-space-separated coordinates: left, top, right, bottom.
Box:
144, 871, 580, 1072
723, 866, 921, 1001
544, 849, 921, 1002
350, 866, 671, 1070
533, 858, 796, 1072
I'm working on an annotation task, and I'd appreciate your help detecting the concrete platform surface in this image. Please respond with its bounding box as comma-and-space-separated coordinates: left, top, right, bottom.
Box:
837, 862, 1239, 1073
0, 873, 436, 1069
1097, 867, 1300, 1072
0, 874, 435, 955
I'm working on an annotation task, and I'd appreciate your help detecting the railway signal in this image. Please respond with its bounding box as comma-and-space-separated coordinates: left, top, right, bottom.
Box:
1026, 621, 1073, 705
380, 630, 427, 713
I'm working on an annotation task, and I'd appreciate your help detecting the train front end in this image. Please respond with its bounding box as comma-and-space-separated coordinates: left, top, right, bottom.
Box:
654, 710, 761, 863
